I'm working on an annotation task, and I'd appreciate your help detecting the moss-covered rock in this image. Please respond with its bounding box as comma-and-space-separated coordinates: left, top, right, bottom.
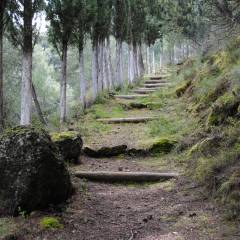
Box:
51, 131, 83, 164
175, 80, 192, 97
207, 93, 240, 126
149, 138, 177, 154
0, 126, 72, 216
188, 136, 222, 157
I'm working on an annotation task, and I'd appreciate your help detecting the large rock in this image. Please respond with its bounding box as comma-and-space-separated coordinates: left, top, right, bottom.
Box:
51, 131, 83, 164
149, 138, 177, 154
0, 126, 72, 216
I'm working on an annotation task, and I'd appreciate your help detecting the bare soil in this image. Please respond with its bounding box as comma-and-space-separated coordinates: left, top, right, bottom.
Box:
13, 154, 240, 240
5, 84, 240, 240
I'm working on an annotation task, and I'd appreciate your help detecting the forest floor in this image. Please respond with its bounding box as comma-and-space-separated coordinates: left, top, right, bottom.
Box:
2, 71, 240, 240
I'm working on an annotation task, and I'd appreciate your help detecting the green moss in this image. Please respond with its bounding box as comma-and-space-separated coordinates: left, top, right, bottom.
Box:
219, 171, 240, 220
188, 137, 221, 157
51, 131, 79, 142
207, 93, 240, 126
1, 126, 46, 139
39, 217, 63, 230
149, 138, 177, 154
175, 80, 191, 97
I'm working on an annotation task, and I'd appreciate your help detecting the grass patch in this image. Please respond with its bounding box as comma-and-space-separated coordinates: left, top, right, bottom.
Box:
0, 218, 17, 237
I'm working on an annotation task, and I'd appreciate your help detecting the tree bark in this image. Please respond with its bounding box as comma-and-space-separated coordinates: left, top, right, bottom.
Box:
0, 11, 3, 131
20, 0, 33, 126
92, 43, 98, 100
79, 48, 86, 108
32, 82, 47, 125
60, 43, 67, 124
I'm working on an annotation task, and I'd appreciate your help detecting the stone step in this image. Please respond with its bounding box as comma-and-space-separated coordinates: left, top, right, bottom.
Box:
97, 116, 158, 124
114, 95, 149, 100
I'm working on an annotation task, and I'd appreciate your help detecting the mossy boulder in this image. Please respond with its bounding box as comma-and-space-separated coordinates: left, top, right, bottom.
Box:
207, 93, 240, 126
188, 136, 222, 157
0, 126, 72, 216
51, 131, 83, 164
149, 138, 177, 154
175, 80, 192, 97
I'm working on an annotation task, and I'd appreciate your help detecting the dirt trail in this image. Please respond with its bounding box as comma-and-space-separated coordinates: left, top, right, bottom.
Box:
18, 75, 240, 240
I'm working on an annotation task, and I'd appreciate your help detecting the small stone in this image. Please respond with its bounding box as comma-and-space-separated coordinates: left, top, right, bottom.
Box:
118, 167, 123, 171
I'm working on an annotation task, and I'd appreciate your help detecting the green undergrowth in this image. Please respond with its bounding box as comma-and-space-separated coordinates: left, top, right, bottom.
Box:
39, 217, 63, 230
173, 36, 240, 220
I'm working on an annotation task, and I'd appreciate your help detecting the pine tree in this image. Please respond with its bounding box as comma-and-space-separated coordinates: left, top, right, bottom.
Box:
72, 0, 88, 108
46, 0, 77, 124
8, 0, 45, 126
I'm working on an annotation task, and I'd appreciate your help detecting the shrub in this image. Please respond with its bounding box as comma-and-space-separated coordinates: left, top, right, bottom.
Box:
40, 217, 63, 230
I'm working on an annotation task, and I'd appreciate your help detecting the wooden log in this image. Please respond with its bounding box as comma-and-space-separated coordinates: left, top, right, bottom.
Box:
145, 80, 167, 84
144, 83, 169, 88
132, 89, 155, 94
150, 75, 170, 80
97, 116, 158, 124
114, 95, 149, 100
83, 145, 128, 158
74, 171, 179, 182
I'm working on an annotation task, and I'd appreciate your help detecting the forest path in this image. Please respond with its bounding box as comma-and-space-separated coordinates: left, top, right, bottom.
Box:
21, 71, 238, 240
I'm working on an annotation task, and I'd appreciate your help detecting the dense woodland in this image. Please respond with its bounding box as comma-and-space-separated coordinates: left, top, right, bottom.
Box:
0, 0, 208, 129
2, 0, 240, 239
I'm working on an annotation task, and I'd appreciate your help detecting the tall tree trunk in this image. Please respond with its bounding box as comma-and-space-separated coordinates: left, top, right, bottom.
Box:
102, 40, 108, 90
97, 40, 103, 91
128, 43, 134, 84
138, 45, 145, 76
0, 13, 3, 131
92, 43, 98, 99
119, 41, 124, 85
32, 82, 47, 125
147, 45, 151, 74
79, 48, 86, 108
21, 0, 33, 126
152, 46, 156, 75
106, 38, 113, 89
116, 39, 121, 86
60, 44, 67, 124
133, 44, 138, 78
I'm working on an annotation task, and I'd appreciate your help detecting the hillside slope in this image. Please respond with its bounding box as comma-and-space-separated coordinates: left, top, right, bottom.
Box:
174, 36, 240, 220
